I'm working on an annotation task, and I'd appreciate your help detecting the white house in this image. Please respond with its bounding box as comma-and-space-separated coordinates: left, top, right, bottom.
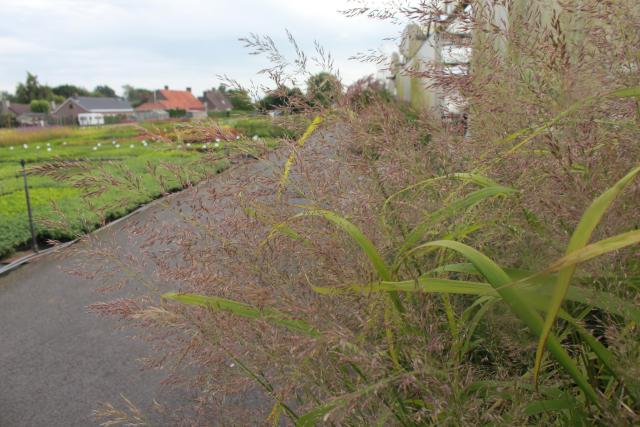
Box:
389, 1, 472, 115
52, 96, 133, 125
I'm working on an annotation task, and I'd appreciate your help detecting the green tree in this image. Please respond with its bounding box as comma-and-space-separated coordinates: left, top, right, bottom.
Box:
52, 84, 90, 98
52, 94, 65, 104
306, 72, 342, 107
0, 91, 12, 102
93, 85, 116, 97
15, 72, 54, 103
122, 85, 153, 107
227, 88, 254, 111
258, 86, 304, 111
30, 99, 50, 113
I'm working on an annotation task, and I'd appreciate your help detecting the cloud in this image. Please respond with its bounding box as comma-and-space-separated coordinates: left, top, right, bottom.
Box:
0, 37, 49, 55
0, 0, 400, 95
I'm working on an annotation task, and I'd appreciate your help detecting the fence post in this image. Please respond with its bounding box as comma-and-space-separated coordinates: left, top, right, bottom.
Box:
20, 159, 39, 253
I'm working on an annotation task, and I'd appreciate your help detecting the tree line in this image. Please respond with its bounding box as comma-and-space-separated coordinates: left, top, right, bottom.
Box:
1, 71, 343, 114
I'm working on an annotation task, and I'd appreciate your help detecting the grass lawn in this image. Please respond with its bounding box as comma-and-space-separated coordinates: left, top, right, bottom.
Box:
0, 117, 291, 259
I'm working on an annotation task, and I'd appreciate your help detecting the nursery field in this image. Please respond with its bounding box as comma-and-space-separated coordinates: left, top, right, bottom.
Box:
0, 117, 291, 259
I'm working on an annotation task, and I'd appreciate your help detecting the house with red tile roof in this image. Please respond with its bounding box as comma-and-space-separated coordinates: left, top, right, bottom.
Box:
136, 86, 206, 118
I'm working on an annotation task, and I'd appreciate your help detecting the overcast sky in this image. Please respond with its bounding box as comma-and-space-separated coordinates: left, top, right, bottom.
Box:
0, 0, 402, 97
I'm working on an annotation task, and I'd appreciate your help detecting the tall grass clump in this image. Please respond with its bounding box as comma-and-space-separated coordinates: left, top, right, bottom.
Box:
0, 126, 80, 146
87, 1, 640, 425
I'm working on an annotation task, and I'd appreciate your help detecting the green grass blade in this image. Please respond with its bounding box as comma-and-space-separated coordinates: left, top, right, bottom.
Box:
245, 206, 310, 246
562, 314, 616, 378
294, 208, 392, 281
498, 86, 639, 156
434, 263, 640, 322
280, 208, 404, 366
609, 86, 640, 97
534, 165, 640, 386
277, 116, 323, 196
227, 354, 300, 422
418, 240, 599, 403
162, 293, 320, 337
381, 173, 501, 234
395, 185, 516, 265
319, 275, 620, 382
313, 277, 496, 297
524, 398, 577, 416
542, 229, 640, 274
564, 286, 640, 324
461, 297, 497, 355
296, 374, 403, 427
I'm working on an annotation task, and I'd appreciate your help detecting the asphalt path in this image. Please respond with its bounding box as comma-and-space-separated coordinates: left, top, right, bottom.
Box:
0, 151, 289, 427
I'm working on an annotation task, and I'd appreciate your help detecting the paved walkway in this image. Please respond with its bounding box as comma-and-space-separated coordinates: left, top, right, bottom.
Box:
0, 149, 293, 426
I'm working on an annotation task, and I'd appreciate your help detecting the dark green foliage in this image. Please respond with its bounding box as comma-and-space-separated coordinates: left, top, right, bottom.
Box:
15, 72, 54, 103
93, 85, 117, 97
122, 85, 153, 107
207, 110, 234, 118
258, 86, 304, 111
29, 99, 50, 113
227, 89, 255, 111
52, 84, 91, 98
306, 72, 342, 107
168, 109, 187, 118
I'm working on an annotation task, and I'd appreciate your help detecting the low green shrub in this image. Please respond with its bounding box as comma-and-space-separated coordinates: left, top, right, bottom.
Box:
232, 117, 300, 138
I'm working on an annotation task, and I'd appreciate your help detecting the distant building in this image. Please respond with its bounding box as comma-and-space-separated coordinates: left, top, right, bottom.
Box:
136, 86, 206, 118
0, 100, 48, 126
51, 96, 134, 125
389, 1, 472, 116
200, 89, 232, 112
78, 113, 105, 126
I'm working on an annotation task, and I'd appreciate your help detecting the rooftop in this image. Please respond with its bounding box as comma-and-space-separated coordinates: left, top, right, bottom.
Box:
136, 89, 204, 111
73, 97, 133, 112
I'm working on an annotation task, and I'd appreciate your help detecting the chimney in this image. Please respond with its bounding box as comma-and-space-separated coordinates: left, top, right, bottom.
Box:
186, 87, 192, 93
164, 85, 169, 90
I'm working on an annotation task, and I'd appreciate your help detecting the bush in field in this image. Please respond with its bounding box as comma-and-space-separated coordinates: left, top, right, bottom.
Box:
30, 99, 50, 113
343, 75, 394, 110
258, 86, 306, 112
306, 72, 342, 107
167, 108, 187, 118
227, 88, 255, 111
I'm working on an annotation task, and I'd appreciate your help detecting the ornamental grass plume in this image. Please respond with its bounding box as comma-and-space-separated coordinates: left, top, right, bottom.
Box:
83, 1, 640, 425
